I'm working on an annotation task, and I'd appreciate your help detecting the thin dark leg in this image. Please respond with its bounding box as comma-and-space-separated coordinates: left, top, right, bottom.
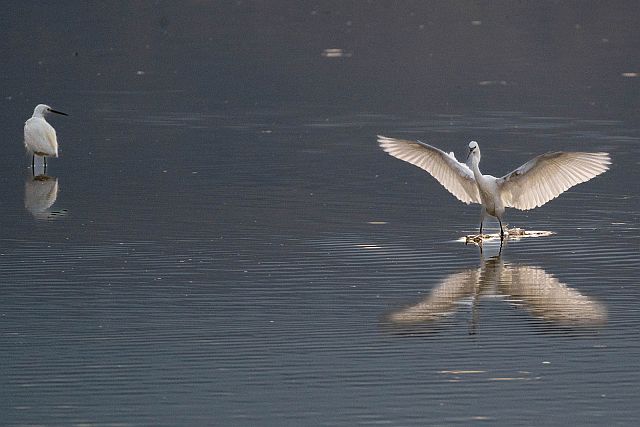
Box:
43, 156, 47, 174
478, 208, 486, 237
31, 155, 35, 171
498, 218, 504, 240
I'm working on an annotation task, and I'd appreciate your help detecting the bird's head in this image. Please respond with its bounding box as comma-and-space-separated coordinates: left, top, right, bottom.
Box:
33, 104, 68, 118
466, 141, 480, 164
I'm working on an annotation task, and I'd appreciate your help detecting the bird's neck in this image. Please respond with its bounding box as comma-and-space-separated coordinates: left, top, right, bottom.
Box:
470, 160, 483, 180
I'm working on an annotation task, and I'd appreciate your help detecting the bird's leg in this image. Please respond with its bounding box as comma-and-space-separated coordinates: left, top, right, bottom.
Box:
31, 155, 35, 172
498, 218, 505, 240
478, 207, 486, 237
43, 156, 47, 174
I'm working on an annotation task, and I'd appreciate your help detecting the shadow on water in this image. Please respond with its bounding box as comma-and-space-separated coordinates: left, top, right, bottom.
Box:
385, 241, 607, 335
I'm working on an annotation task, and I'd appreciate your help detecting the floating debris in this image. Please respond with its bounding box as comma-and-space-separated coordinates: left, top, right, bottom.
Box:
461, 228, 555, 244
322, 48, 352, 58
478, 80, 508, 86
622, 72, 638, 78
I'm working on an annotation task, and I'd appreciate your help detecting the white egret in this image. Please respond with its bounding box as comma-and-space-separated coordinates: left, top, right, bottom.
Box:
24, 104, 68, 171
378, 135, 611, 239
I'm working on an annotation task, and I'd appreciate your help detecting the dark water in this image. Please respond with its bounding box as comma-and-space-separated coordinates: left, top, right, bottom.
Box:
1, 2, 639, 426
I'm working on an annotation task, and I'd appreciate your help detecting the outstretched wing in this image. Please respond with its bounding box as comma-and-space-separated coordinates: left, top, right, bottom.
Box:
377, 135, 480, 204
498, 152, 611, 210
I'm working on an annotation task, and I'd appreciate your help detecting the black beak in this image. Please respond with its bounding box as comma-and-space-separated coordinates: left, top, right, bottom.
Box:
466, 148, 474, 162
48, 109, 68, 116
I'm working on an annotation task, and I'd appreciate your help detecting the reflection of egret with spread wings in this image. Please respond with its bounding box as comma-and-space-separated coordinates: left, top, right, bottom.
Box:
24, 175, 67, 220
389, 251, 606, 333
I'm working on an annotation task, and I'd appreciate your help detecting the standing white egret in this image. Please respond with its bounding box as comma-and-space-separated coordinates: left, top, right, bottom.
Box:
378, 135, 611, 239
24, 104, 68, 171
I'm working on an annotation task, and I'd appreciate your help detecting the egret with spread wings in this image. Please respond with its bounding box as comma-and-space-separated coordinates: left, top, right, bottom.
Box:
378, 135, 611, 239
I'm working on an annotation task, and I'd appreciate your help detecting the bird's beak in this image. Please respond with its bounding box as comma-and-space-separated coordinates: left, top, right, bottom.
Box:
48, 109, 68, 116
466, 149, 473, 162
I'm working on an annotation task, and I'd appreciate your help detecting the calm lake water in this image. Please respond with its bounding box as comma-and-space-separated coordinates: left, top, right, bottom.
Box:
1, 2, 639, 426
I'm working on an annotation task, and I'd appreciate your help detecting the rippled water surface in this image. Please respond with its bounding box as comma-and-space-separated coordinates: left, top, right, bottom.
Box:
1, 3, 639, 426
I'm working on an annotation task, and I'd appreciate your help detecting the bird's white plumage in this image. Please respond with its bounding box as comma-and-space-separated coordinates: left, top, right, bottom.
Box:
24, 104, 66, 160
377, 135, 611, 236
498, 151, 611, 210
24, 116, 58, 157
377, 135, 481, 204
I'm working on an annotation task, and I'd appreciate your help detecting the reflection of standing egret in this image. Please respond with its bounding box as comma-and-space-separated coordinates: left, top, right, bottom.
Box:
24, 104, 68, 172
24, 175, 66, 220
388, 255, 606, 331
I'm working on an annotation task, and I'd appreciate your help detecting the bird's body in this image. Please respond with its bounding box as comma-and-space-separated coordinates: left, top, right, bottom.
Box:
24, 104, 67, 171
466, 144, 507, 233
474, 170, 503, 219
24, 116, 58, 158
378, 136, 611, 239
